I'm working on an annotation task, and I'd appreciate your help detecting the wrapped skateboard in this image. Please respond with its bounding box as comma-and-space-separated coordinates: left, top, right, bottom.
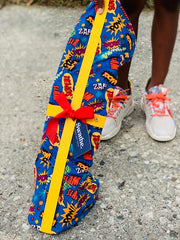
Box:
28, 0, 136, 234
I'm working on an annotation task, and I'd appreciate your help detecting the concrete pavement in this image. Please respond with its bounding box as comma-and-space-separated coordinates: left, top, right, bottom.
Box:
0, 5, 180, 240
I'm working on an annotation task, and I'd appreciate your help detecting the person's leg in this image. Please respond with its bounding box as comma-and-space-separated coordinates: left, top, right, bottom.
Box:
101, 0, 146, 140
147, 0, 180, 90
117, 0, 146, 90
141, 0, 179, 141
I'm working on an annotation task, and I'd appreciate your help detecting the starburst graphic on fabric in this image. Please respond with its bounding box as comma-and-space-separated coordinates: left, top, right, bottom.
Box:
74, 44, 86, 58
29, 204, 35, 215
40, 150, 51, 168
78, 193, 90, 207
79, 176, 92, 191
88, 99, 103, 112
59, 202, 80, 227
61, 50, 78, 71
104, 37, 120, 50
37, 171, 47, 184
106, 14, 126, 36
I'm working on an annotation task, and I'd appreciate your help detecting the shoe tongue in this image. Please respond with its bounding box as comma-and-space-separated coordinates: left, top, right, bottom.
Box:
114, 86, 127, 96
148, 84, 167, 95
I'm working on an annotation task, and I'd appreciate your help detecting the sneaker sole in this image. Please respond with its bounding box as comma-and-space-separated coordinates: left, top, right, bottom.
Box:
101, 101, 135, 141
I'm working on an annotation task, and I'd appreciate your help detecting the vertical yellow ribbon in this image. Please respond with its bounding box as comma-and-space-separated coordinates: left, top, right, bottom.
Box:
40, 0, 109, 234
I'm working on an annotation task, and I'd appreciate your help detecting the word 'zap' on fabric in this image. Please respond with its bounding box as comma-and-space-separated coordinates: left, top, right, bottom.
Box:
28, 0, 136, 234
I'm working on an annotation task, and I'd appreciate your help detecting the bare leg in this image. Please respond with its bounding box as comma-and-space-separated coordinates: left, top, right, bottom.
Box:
148, 0, 180, 90
117, 0, 146, 89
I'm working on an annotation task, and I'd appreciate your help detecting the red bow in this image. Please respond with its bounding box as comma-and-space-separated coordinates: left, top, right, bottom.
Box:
46, 93, 94, 144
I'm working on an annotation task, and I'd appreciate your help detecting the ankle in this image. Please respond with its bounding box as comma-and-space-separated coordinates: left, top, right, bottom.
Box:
146, 77, 165, 91
117, 81, 131, 95
117, 82, 129, 90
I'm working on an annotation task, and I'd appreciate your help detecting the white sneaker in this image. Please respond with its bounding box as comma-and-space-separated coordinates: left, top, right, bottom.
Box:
141, 84, 177, 141
101, 86, 134, 140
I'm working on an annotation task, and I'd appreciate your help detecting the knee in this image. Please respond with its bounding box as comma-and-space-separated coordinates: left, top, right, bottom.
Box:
160, 0, 180, 13
121, 0, 146, 16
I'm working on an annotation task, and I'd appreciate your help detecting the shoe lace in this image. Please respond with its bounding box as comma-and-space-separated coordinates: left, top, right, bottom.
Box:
107, 89, 129, 119
146, 90, 171, 117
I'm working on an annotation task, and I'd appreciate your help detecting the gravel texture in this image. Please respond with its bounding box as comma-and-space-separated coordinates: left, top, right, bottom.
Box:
0, 5, 180, 240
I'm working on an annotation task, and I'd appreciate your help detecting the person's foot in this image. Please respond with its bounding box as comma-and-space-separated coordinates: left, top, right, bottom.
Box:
101, 83, 134, 140
141, 84, 177, 141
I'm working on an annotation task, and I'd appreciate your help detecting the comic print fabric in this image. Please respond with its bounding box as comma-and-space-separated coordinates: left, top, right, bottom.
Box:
28, 0, 136, 234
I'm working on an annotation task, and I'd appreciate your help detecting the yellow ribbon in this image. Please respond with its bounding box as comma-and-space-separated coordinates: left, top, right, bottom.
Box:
40, 0, 109, 234
46, 103, 106, 129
